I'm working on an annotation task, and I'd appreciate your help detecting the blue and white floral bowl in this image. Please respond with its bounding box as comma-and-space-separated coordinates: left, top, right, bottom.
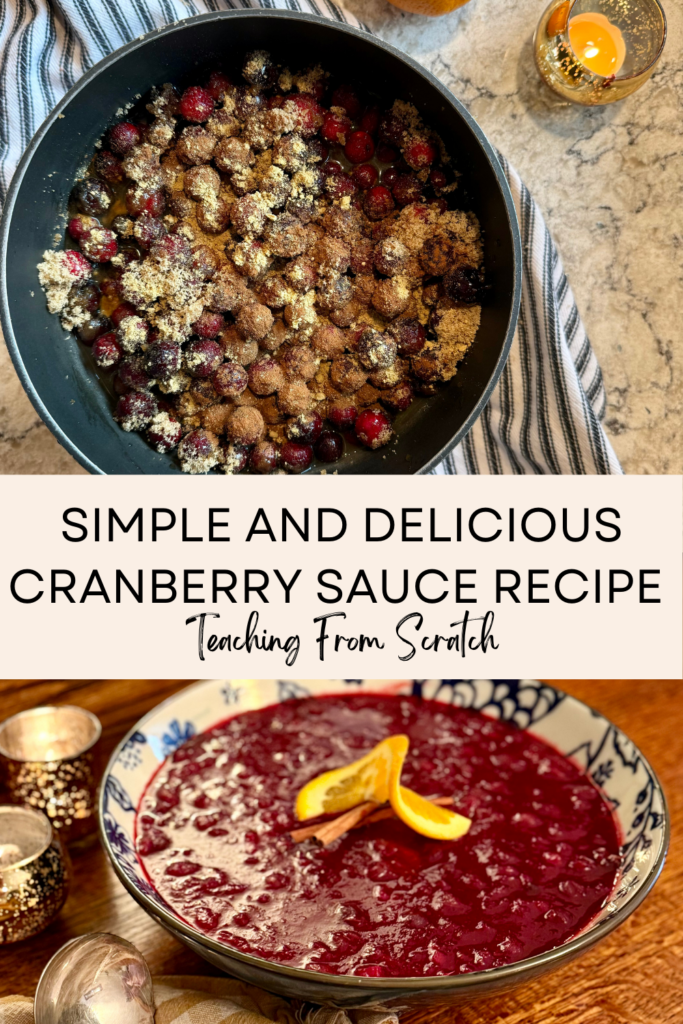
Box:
99, 680, 668, 1009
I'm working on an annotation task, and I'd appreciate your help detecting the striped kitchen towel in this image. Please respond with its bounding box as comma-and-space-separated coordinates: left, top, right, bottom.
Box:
0, 978, 399, 1024
0, 0, 621, 475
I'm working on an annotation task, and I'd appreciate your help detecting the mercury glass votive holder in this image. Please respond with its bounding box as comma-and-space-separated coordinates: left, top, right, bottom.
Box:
0, 806, 70, 943
0, 706, 102, 845
534, 0, 667, 105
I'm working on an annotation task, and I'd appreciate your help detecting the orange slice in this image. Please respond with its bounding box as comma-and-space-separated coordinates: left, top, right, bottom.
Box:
295, 735, 409, 820
389, 753, 471, 841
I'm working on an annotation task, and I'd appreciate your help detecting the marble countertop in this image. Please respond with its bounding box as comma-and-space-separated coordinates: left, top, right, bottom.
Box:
1, 0, 680, 474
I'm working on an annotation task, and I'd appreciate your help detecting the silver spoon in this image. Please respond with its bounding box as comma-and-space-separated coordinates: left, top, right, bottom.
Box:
34, 933, 155, 1024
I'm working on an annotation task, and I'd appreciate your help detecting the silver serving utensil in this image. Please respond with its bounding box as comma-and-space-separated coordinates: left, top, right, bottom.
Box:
34, 933, 155, 1024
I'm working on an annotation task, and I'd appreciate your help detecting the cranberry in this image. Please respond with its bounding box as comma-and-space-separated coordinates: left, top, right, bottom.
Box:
178, 430, 219, 472
235, 87, 264, 121
328, 403, 357, 431
126, 187, 166, 217
118, 357, 152, 391
331, 85, 361, 117
352, 164, 378, 190
250, 441, 280, 474
324, 160, 344, 176
382, 381, 414, 413
179, 85, 214, 122
165, 859, 201, 877
281, 441, 313, 474
363, 185, 394, 221
324, 173, 356, 200
111, 302, 137, 327
186, 339, 223, 378
192, 311, 224, 338
321, 112, 351, 144
77, 314, 109, 345
147, 415, 182, 453
134, 214, 166, 249
285, 410, 323, 444
222, 442, 250, 475
359, 104, 380, 135
376, 143, 398, 164
315, 430, 344, 463
61, 250, 92, 279
150, 234, 191, 264
93, 149, 123, 183
389, 317, 426, 355
392, 173, 422, 207
430, 197, 448, 214
137, 827, 170, 856
193, 906, 219, 932
206, 70, 232, 101
115, 391, 157, 431
430, 167, 448, 190
345, 130, 375, 164
443, 266, 482, 304
81, 228, 117, 262
355, 408, 393, 449
213, 362, 248, 398
91, 331, 122, 370
107, 121, 141, 155
242, 49, 275, 88
72, 178, 112, 215
67, 215, 96, 241
70, 280, 100, 315
191, 245, 221, 280
404, 138, 437, 170
287, 94, 324, 137
99, 274, 121, 300
145, 339, 181, 381
379, 113, 406, 146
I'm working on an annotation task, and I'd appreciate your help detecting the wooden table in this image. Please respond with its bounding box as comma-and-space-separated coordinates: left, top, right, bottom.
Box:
0, 679, 680, 1023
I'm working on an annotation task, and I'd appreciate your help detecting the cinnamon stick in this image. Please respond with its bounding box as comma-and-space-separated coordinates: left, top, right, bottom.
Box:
289, 795, 454, 846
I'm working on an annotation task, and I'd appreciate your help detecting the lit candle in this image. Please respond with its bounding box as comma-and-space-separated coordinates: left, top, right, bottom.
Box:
568, 12, 626, 77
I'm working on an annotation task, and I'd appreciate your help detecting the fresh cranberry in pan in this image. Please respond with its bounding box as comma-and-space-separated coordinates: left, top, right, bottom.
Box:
281, 441, 313, 474
126, 186, 166, 217
287, 94, 324, 137
285, 410, 323, 444
111, 302, 137, 327
179, 85, 215, 122
328, 403, 357, 432
376, 143, 398, 164
324, 160, 343, 176
392, 173, 423, 208
186, 339, 223, 379
222, 442, 250, 475
250, 441, 281, 474
71, 178, 112, 216
118, 357, 152, 392
93, 149, 124, 183
315, 430, 344, 463
307, 138, 329, 163
81, 228, 117, 262
107, 121, 141, 155
147, 415, 183, 453
359, 104, 380, 135
145, 340, 182, 381
355, 408, 393, 449
62, 250, 92, 278
192, 310, 225, 338
92, 331, 122, 371
352, 164, 378, 190
404, 137, 437, 170
363, 185, 394, 221
134, 214, 166, 249
70, 280, 100, 315
213, 362, 248, 398
325, 173, 356, 200
382, 381, 414, 413
150, 234, 191, 264
331, 85, 361, 118
379, 112, 406, 146
321, 112, 351, 145
345, 130, 375, 165
206, 71, 232, 101
430, 167, 448, 190
389, 317, 426, 356
443, 266, 483, 304
114, 391, 157, 431
67, 215, 96, 242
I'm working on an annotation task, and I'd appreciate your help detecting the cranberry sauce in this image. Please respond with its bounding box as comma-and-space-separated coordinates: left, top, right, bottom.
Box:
136, 694, 621, 977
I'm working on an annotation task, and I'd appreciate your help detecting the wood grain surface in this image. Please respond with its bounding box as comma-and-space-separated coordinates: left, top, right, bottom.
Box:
0, 678, 680, 1023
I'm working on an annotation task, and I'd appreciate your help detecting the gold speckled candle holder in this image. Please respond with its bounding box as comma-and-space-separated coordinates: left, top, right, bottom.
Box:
0, 706, 102, 845
0, 805, 70, 943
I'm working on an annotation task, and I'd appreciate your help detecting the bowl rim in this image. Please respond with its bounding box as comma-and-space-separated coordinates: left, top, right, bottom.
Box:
99, 678, 669, 994
0, 8, 521, 477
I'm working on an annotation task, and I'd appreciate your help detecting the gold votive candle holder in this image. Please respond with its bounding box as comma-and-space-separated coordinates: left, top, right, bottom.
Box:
0, 706, 102, 845
534, 0, 667, 105
0, 805, 70, 943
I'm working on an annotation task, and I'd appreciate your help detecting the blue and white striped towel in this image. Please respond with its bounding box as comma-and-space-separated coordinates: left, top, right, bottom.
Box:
0, 0, 621, 475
